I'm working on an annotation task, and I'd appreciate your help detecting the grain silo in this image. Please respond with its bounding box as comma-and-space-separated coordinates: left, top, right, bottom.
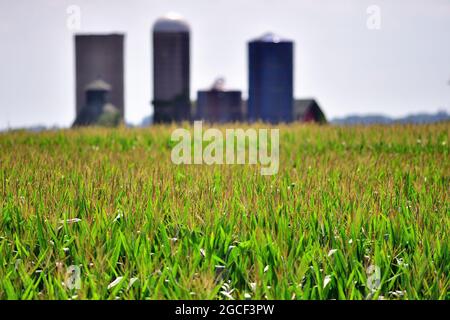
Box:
152, 13, 191, 123
248, 32, 294, 123
75, 34, 125, 120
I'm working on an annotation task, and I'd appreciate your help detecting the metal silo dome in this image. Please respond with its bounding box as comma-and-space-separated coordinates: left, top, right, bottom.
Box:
153, 12, 190, 32
252, 32, 291, 43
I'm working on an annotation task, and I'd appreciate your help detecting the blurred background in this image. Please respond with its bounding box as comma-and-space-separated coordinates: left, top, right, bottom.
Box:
0, 0, 449, 129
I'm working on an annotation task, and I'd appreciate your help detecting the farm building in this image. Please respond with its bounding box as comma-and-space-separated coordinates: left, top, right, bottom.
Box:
294, 99, 327, 123
195, 78, 243, 123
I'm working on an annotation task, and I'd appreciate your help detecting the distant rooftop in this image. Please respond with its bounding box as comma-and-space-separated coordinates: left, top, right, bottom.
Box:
153, 12, 190, 32
85, 79, 111, 91
251, 32, 291, 43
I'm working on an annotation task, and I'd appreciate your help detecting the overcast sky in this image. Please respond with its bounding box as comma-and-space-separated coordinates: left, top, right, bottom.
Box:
0, 0, 449, 129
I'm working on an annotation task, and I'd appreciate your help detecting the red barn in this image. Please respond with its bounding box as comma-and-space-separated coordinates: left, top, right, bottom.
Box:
294, 99, 327, 123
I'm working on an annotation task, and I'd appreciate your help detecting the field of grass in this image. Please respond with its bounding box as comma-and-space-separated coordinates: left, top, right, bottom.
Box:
0, 123, 448, 300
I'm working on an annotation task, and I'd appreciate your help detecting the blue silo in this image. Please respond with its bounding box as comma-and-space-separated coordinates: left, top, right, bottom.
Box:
248, 32, 294, 123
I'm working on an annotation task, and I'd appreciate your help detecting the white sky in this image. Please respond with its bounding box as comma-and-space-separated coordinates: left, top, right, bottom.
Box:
0, 0, 449, 128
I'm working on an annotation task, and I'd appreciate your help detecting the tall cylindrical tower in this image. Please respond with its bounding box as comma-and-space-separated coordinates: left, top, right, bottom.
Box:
152, 13, 191, 123
248, 32, 294, 123
75, 34, 125, 120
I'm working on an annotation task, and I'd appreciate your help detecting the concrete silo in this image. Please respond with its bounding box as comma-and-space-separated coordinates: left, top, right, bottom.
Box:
152, 13, 191, 123
75, 34, 125, 121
